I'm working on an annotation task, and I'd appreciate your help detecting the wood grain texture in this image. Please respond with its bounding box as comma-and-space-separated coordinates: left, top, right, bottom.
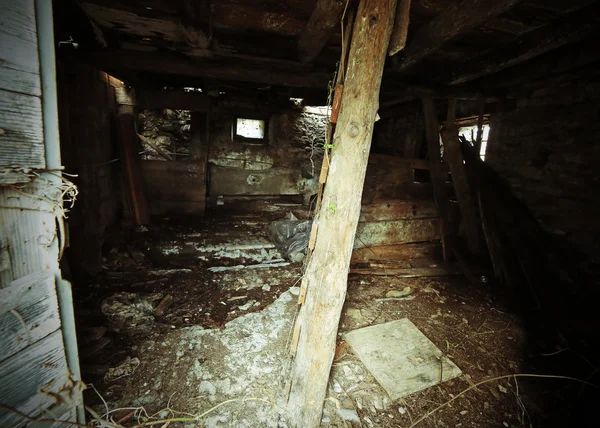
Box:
0, 185, 60, 287
395, 0, 521, 72
286, 0, 397, 426
0, 270, 60, 364
355, 218, 440, 248
350, 265, 460, 276
351, 242, 441, 263
388, 0, 412, 55
0, 330, 67, 426
359, 200, 437, 221
298, 0, 346, 63
0, 90, 44, 168
0, 27, 41, 97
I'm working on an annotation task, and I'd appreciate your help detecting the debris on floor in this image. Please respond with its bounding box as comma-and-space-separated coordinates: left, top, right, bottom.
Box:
344, 318, 462, 400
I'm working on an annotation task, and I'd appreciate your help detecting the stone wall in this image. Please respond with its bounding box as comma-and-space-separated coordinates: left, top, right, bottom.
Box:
486, 67, 600, 262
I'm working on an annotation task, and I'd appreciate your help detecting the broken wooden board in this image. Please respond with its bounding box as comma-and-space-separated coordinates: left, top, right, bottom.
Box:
349, 266, 460, 277
344, 319, 462, 400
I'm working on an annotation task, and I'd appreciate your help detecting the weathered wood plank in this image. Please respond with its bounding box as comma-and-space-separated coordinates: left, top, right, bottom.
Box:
0, 330, 67, 426
286, 1, 397, 425
394, 0, 521, 72
0, 270, 60, 364
359, 200, 437, 222
351, 242, 441, 263
355, 218, 440, 248
349, 266, 460, 277
388, 0, 412, 55
0, 90, 44, 168
87, 50, 332, 89
208, 164, 317, 198
0, 0, 38, 45
298, 0, 346, 63
0, 29, 40, 97
0, 185, 60, 287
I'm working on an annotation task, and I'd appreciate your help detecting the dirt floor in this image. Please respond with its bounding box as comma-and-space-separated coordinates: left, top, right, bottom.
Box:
74, 212, 597, 427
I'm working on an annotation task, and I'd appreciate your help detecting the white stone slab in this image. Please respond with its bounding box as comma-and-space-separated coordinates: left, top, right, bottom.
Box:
344, 318, 462, 400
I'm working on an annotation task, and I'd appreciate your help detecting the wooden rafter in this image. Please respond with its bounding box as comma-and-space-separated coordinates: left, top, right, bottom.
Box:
448, 3, 600, 85
393, 0, 521, 72
298, 0, 346, 63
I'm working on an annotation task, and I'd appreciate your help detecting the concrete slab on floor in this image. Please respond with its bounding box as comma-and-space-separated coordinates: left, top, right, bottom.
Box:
344, 318, 462, 400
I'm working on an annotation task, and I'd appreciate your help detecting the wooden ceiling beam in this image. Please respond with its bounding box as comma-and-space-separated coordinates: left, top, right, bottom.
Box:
448, 4, 600, 85
393, 0, 521, 72
85, 50, 332, 89
297, 0, 346, 63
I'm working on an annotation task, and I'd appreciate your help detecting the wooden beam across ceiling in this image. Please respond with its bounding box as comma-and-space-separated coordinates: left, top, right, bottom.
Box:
448, 3, 600, 85
393, 0, 522, 72
85, 49, 332, 89
298, 0, 346, 63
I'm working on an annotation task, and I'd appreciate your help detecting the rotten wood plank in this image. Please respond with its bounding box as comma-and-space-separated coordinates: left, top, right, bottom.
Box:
298, 0, 346, 63
286, 1, 397, 426
355, 218, 440, 248
394, 0, 521, 72
421, 96, 452, 260
351, 242, 442, 264
0, 270, 61, 364
388, 0, 412, 55
359, 200, 438, 222
349, 266, 460, 277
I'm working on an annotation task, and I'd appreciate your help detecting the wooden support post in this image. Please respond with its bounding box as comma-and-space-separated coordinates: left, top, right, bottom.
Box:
189, 104, 211, 215
421, 96, 452, 260
441, 100, 481, 255
115, 88, 150, 225
286, 1, 397, 426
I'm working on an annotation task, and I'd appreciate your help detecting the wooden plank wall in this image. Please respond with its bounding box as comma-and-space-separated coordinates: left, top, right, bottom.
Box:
0, 1, 79, 425
351, 154, 443, 265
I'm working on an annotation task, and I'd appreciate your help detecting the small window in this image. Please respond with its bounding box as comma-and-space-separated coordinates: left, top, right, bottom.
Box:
458, 124, 490, 160
234, 118, 266, 142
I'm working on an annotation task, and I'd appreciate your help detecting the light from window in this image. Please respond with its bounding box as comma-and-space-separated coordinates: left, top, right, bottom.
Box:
458, 124, 490, 160
236, 118, 265, 140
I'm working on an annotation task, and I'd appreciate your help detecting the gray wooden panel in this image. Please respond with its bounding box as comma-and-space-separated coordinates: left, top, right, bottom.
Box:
0, 186, 60, 287
0, 330, 68, 426
0, 0, 40, 95
0, 30, 41, 96
0, 89, 44, 168
0, 270, 60, 364
354, 218, 440, 249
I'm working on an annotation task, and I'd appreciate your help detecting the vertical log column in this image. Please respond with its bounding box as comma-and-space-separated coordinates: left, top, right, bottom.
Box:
115, 87, 150, 225
190, 105, 211, 216
286, 1, 397, 426
422, 96, 452, 260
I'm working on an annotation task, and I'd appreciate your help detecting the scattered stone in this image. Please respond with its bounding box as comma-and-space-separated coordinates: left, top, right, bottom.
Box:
498, 384, 508, 394
398, 407, 406, 415
373, 396, 384, 410
460, 410, 468, 415
336, 408, 360, 422
199, 380, 217, 396
104, 357, 140, 382
262, 284, 271, 292
101, 292, 162, 335
333, 382, 343, 393
385, 286, 413, 298
239, 300, 256, 311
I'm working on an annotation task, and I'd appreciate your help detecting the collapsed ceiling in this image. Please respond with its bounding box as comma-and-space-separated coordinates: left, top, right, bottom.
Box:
54, 0, 600, 107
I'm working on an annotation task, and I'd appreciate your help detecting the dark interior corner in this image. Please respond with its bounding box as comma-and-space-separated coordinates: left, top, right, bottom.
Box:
2, 0, 600, 427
